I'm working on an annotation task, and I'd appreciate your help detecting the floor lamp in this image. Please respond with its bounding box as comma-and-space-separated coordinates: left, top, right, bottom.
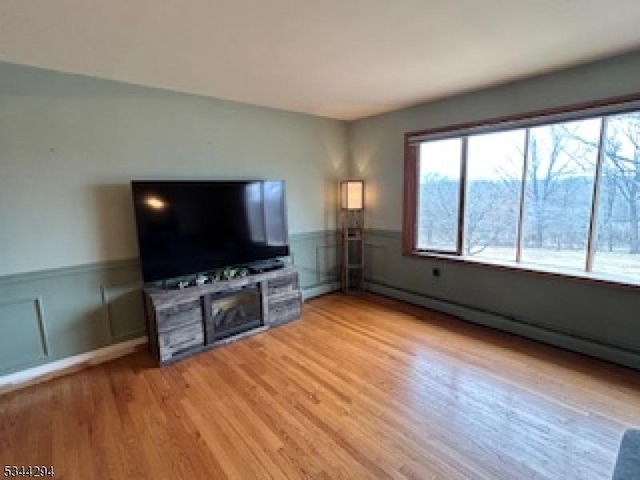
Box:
340, 180, 364, 291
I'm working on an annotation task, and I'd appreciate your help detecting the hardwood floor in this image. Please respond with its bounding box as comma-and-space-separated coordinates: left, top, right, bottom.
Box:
2, 292, 640, 479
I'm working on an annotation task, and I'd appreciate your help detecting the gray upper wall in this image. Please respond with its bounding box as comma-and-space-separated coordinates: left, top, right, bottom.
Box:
349, 51, 640, 230
0, 62, 348, 276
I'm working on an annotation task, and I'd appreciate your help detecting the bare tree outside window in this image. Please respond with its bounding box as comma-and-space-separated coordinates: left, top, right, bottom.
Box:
520, 119, 600, 270
416, 139, 462, 252
464, 130, 525, 261
593, 113, 640, 277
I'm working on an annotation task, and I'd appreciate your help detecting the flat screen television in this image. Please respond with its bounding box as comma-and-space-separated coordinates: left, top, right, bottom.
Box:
131, 180, 289, 282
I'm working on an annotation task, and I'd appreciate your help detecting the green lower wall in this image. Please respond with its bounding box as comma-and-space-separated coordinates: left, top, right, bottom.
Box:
4, 227, 638, 376
363, 229, 640, 369
0, 231, 339, 376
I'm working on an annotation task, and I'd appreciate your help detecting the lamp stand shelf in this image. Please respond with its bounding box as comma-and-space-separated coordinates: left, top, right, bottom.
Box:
341, 210, 364, 292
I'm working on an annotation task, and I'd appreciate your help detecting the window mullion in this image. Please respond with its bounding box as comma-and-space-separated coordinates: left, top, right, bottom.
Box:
413, 145, 420, 249
585, 117, 608, 272
516, 129, 530, 263
457, 137, 468, 256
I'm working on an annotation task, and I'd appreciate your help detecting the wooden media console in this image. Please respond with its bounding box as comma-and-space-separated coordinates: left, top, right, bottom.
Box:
143, 266, 301, 364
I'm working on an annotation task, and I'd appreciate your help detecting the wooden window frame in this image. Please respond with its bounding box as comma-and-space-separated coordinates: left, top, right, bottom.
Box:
402, 92, 640, 291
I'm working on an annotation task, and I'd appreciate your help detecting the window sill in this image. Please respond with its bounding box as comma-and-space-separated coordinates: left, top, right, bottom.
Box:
406, 250, 640, 291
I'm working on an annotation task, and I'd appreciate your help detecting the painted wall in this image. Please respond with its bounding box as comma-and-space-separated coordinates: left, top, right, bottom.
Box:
350, 51, 640, 368
0, 62, 345, 375
0, 62, 347, 276
3, 51, 640, 377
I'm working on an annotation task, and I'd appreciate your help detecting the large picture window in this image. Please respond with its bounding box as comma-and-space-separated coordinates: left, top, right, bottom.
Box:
404, 97, 640, 285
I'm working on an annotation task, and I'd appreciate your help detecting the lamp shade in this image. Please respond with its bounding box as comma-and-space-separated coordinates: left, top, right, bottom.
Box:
340, 180, 364, 210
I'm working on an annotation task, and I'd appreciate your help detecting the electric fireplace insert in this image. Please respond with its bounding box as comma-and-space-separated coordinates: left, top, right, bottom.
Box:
202, 285, 262, 342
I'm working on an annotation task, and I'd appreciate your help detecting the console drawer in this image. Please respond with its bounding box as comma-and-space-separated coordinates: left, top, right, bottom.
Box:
158, 322, 204, 362
267, 273, 299, 296
156, 299, 202, 333
267, 293, 301, 327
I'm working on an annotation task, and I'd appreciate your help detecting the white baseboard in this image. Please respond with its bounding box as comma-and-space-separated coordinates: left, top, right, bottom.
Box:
0, 336, 148, 396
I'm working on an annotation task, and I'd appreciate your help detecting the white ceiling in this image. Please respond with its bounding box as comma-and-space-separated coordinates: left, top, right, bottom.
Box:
1, 1, 639, 120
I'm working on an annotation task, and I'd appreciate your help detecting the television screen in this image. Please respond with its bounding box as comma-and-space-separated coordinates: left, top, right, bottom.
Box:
131, 180, 290, 282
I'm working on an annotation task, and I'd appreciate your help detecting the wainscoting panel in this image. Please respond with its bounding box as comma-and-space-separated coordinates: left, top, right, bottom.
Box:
0, 297, 48, 373
0, 260, 143, 376
101, 281, 146, 342
290, 230, 341, 295
0, 231, 339, 376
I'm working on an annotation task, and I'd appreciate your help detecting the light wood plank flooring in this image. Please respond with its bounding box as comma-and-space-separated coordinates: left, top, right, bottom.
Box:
2, 293, 640, 479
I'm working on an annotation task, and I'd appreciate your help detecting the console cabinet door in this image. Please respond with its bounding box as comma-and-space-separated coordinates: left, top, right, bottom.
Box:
158, 323, 204, 362
267, 293, 302, 327
156, 299, 202, 333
